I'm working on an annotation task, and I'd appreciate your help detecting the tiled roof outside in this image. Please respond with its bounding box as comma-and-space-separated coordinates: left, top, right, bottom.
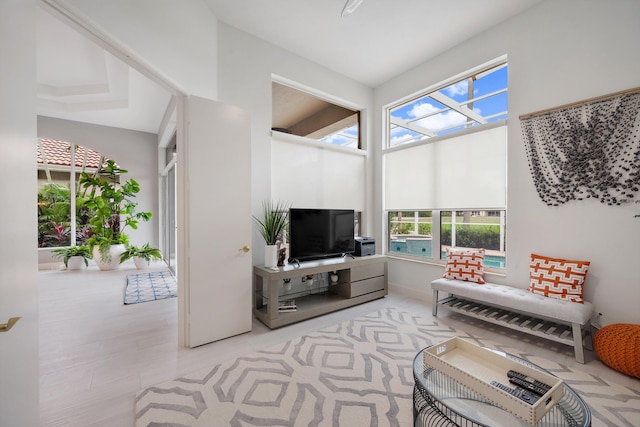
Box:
37, 138, 104, 169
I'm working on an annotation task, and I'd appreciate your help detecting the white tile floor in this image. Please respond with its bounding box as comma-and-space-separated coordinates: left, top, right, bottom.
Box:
39, 262, 639, 426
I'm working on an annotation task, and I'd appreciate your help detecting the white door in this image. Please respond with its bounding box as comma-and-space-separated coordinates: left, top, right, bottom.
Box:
178, 95, 252, 347
0, 1, 39, 426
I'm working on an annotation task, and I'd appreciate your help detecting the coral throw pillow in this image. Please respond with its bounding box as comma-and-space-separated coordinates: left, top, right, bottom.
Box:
443, 248, 485, 284
529, 253, 590, 303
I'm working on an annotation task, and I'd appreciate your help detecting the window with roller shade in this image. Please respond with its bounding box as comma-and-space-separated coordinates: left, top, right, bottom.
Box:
384, 58, 507, 267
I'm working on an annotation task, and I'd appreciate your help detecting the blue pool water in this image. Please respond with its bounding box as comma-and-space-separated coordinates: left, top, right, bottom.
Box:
390, 239, 506, 268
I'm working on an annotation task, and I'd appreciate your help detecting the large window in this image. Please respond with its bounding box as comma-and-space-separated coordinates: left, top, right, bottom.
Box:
388, 210, 506, 268
388, 62, 507, 148
272, 81, 360, 149
388, 211, 433, 258
37, 138, 108, 248
270, 79, 366, 213
384, 58, 508, 269
441, 210, 506, 268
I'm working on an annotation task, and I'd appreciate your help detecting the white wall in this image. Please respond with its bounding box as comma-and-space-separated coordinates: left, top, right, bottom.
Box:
0, 1, 40, 425
374, 0, 640, 326
216, 23, 374, 265
38, 116, 159, 249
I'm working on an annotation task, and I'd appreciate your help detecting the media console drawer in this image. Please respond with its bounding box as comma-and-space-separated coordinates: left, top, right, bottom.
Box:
351, 262, 386, 282
331, 276, 385, 298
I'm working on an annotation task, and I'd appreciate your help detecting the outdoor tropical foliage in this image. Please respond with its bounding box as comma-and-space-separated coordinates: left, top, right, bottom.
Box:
441, 224, 501, 251
37, 182, 92, 247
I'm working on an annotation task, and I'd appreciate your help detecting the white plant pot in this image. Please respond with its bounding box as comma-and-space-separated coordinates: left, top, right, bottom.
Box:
133, 256, 149, 270
93, 244, 125, 271
265, 245, 278, 268
66, 256, 86, 271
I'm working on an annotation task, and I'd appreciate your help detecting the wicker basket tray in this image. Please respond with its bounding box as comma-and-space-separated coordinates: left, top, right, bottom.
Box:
423, 337, 564, 425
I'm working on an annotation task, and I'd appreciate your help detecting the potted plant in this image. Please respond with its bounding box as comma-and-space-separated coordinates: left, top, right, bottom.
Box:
52, 245, 92, 270
120, 243, 162, 269
252, 199, 290, 268
79, 159, 153, 270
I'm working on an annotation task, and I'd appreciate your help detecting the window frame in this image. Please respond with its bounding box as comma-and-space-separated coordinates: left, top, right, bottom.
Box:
383, 57, 508, 270
386, 209, 507, 270
385, 57, 508, 149
271, 76, 363, 150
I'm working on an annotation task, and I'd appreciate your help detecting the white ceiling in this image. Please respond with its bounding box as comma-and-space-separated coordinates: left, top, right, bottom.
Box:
203, 0, 542, 87
36, 0, 542, 134
36, 7, 172, 134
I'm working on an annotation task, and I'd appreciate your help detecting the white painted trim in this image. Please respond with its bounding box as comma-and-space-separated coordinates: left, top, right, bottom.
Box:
38, 0, 191, 347
39, 0, 185, 96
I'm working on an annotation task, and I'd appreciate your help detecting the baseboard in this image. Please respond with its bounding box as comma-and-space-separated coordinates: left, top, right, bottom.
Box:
39, 262, 64, 271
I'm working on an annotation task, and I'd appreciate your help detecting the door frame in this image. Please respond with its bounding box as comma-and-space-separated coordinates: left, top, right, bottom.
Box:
40, 0, 192, 345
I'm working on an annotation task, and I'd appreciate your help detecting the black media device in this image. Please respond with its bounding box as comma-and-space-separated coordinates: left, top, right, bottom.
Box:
354, 237, 375, 256
507, 370, 551, 396
288, 208, 355, 262
490, 381, 539, 405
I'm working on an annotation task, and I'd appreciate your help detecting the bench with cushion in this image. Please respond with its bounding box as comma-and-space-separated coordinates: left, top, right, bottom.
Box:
431, 278, 594, 363
432, 251, 594, 363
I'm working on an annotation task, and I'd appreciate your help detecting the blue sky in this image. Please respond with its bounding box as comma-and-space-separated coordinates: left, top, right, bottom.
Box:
390, 65, 508, 145
320, 65, 508, 148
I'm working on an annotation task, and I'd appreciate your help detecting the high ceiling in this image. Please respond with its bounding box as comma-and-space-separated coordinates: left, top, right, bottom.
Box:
37, 0, 542, 134
36, 7, 172, 134
202, 0, 542, 87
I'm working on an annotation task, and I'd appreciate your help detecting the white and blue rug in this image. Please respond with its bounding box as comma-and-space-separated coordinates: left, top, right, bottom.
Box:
124, 270, 177, 305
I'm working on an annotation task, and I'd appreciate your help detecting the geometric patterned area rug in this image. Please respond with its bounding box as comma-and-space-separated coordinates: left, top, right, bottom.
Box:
124, 270, 177, 305
134, 308, 640, 426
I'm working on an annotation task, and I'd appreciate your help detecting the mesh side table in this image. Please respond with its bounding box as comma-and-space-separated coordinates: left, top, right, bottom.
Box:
413, 347, 591, 427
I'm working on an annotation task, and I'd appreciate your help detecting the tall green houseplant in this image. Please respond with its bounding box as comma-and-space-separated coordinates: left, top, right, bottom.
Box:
253, 199, 290, 245
253, 200, 289, 268
79, 159, 153, 266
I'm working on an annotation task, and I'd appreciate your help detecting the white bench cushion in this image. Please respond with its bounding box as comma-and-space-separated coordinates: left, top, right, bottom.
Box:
432, 278, 594, 325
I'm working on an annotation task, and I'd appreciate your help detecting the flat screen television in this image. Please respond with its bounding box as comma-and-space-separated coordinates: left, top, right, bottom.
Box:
288, 208, 355, 262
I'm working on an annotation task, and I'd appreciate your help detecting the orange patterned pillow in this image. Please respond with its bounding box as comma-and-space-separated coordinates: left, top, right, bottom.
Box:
529, 253, 590, 303
443, 248, 485, 284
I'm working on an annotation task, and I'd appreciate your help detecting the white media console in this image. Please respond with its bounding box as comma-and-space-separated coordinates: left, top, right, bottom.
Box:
253, 254, 388, 328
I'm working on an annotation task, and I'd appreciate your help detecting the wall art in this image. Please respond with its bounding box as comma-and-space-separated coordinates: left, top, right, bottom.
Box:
520, 87, 640, 206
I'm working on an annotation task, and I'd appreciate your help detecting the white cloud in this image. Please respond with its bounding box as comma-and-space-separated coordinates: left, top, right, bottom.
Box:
444, 81, 468, 97
389, 129, 418, 145
415, 110, 467, 131
407, 102, 439, 118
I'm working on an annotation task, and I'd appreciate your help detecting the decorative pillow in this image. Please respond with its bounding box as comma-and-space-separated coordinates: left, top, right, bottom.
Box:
529, 253, 590, 303
443, 248, 485, 284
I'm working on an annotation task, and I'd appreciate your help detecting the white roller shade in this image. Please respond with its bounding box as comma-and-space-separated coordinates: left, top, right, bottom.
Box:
384, 124, 506, 210
271, 133, 365, 211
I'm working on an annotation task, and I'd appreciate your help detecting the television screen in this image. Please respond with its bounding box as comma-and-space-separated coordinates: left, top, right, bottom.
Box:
289, 209, 355, 262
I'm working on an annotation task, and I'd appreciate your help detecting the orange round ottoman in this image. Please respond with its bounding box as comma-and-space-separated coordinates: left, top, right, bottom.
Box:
594, 323, 640, 378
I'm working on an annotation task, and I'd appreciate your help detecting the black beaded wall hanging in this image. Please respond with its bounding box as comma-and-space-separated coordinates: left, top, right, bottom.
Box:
519, 87, 640, 206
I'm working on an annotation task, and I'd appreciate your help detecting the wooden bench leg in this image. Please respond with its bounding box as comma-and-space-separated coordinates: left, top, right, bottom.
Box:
432, 290, 439, 316
572, 323, 585, 364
